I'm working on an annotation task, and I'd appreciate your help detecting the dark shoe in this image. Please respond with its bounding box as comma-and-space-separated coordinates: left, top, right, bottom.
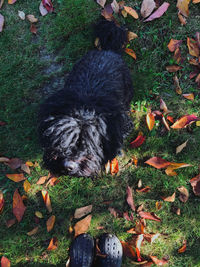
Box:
70, 233, 95, 267
96, 233, 123, 267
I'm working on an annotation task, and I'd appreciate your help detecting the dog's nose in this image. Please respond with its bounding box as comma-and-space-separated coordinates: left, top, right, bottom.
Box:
63, 160, 78, 172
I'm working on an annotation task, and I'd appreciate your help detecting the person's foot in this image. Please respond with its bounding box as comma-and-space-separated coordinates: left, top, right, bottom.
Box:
70, 233, 95, 267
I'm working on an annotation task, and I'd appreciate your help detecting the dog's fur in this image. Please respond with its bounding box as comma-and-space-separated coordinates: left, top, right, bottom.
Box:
38, 20, 134, 177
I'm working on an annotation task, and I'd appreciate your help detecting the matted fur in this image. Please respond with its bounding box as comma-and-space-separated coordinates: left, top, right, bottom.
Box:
38, 20, 134, 177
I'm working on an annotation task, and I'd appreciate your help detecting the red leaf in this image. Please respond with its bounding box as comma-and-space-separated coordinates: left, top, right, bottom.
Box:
189, 174, 200, 196
144, 2, 170, 22
138, 211, 161, 222
126, 186, 136, 211
1, 256, 11, 267
13, 189, 26, 222
145, 157, 171, 169
130, 134, 145, 148
42, 0, 54, 13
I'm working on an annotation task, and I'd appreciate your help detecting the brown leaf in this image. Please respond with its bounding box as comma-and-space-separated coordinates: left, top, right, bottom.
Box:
165, 162, 191, 176
97, 0, 106, 7
46, 177, 59, 186
47, 237, 58, 250
121, 241, 136, 259
110, 158, 119, 175
156, 201, 162, 210
108, 207, 119, 218
74, 214, 92, 237
150, 255, 168, 265
182, 93, 194, 100
6, 158, 23, 169
178, 12, 187, 25
1, 256, 11, 267
145, 157, 171, 169
196, 73, 200, 87
178, 240, 187, 253
41, 190, 52, 213
125, 48, 137, 59
126, 186, 136, 211
187, 37, 199, 57
162, 116, 170, 131
177, 0, 190, 17
176, 140, 188, 154
144, 2, 170, 22
144, 233, 160, 244
27, 226, 39, 236
166, 65, 182, 72
160, 98, 169, 113
46, 215, 56, 232
136, 186, 151, 193
167, 39, 182, 52
130, 134, 146, 148
140, 0, 156, 18
177, 186, 189, 203
138, 211, 161, 222
0, 190, 4, 213
37, 175, 49, 185
173, 75, 182, 94
6, 173, 26, 182
173, 47, 182, 63
0, 0, 4, 8
23, 180, 31, 193
124, 6, 139, 19
146, 112, 155, 131
6, 218, 16, 228
101, 4, 113, 21
13, 189, 26, 222
27, 14, 38, 23
171, 114, 200, 129
21, 163, 31, 174
74, 205, 93, 219
189, 174, 200, 196
127, 31, 138, 42
30, 24, 37, 34
161, 192, 176, 202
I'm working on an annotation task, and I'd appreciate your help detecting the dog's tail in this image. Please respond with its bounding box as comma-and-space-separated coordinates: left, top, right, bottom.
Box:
94, 19, 128, 53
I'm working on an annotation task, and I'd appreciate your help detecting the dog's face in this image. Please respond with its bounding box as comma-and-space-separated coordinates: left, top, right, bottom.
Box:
41, 110, 107, 177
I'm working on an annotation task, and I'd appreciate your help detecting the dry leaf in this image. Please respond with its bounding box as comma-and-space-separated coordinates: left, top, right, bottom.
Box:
27, 14, 38, 23
125, 48, 137, 59
18, 10, 25, 20
127, 31, 138, 41
74, 214, 92, 237
162, 192, 176, 202
8, 0, 17, 4
35, 211, 43, 218
0, 190, 4, 213
111, 0, 119, 13
141, 0, 156, 18
136, 186, 151, 193
189, 174, 200, 196
110, 158, 119, 175
166, 65, 182, 72
97, 0, 106, 7
171, 114, 200, 129
176, 140, 188, 154
182, 93, 194, 100
177, 186, 189, 202
145, 157, 171, 169
173, 75, 182, 94
130, 134, 145, 148
41, 190, 52, 213
156, 201, 162, 210
6, 218, 16, 228
177, 0, 190, 17
124, 6, 139, 19
39, 1, 48, 16
138, 211, 161, 222
30, 24, 37, 34
5, 158, 23, 169
1, 256, 11, 267
174, 47, 182, 63
101, 4, 113, 21
6, 173, 26, 182
144, 233, 160, 244
178, 12, 187, 25
126, 186, 136, 211
167, 39, 182, 52
46, 177, 59, 186
47, 237, 58, 250
146, 112, 155, 131
27, 226, 39, 236
74, 205, 93, 219
108, 207, 118, 218
136, 234, 144, 261
42, 0, 54, 13
160, 98, 168, 113
150, 255, 168, 265
178, 240, 187, 253
121, 241, 136, 259
37, 175, 49, 185
13, 189, 26, 222
167, 115, 174, 124
21, 163, 31, 174
46, 215, 56, 232
23, 180, 31, 193
144, 2, 170, 22
187, 37, 199, 57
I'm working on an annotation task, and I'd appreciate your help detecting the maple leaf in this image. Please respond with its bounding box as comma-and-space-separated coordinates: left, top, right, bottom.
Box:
144, 2, 170, 22
13, 189, 26, 222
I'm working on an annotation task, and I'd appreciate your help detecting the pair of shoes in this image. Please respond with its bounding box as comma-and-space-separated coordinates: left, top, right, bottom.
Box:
69, 233, 123, 267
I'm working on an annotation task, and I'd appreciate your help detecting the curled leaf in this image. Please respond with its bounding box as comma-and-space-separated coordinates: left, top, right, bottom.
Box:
177, 186, 189, 203
41, 190, 52, 213
171, 114, 200, 129
130, 134, 145, 148
146, 112, 155, 131
47, 237, 58, 250
27, 226, 39, 236
0, 190, 4, 213
187, 37, 199, 57
161, 192, 176, 202
126, 186, 136, 211
125, 48, 137, 59
177, 0, 190, 17
189, 174, 200, 196
144, 2, 170, 22
178, 240, 187, 253
138, 211, 161, 222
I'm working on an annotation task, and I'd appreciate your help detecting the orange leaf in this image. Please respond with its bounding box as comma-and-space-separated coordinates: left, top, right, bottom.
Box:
41, 189, 52, 213
110, 158, 119, 175
6, 173, 26, 182
156, 201, 162, 210
145, 157, 171, 169
167, 115, 174, 123
166, 65, 182, 72
0, 190, 4, 214
136, 234, 144, 261
130, 134, 145, 148
23, 180, 31, 193
30, 24, 37, 34
46, 215, 56, 232
182, 93, 194, 100
189, 174, 200, 196
13, 189, 26, 222
47, 237, 58, 250
138, 211, 161, 222
6, 218, 16, 228
167, 39, 182, 52
46, 177, 59, 186
178, 240, 187, 253
25, 161, 34, 167
150, 255, 168, 265
161, 192, 176, 202
176, 0, 190, 17
193, 0, 200, 3
121, 241, 136, 258
27, 226, 39, 236
126, 186, 136, 211
125, 48, 137, 59
187, 37, 199, 57
124, 6, 139, 19
146, 112, 155, 131
8, 0, 17, 4
178, 12, 187, 25
165, 162, 191, 176
1, 256, 11, 267
37, 175, 49, 185
171, 114, 200, 129
74, 214, 92, 237
136, 186, 151, 193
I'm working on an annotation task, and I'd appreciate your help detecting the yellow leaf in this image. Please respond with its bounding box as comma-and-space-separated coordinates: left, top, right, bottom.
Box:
146, 112, 155, 131
23, 180, 31, 193
6, 173, 26, 182
177, 0, 190, 17
124, 6, 139, 19
35, 211, 43, 218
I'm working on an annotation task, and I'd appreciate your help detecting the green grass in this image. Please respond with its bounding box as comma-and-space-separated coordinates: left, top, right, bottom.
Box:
0, 0, 200, 266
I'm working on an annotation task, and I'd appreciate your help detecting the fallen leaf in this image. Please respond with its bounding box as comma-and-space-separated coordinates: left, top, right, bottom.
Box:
182, 93, 194, 100
178, 11, 187, 25
174, 47, 182, 63
47, 237, 58, 250
46, 215, 55, 232
130, 134, 146, 148
173, 75, 182, 94
6, 173, 26, 182
125, 48, 137, 59
166, 65, 182, 72
30, 24, 37, 34
171, 114, 200, 129
42, 0, 54, 13
156, 201, 162, 210
165, 162, 191, 176
136, 186, 151, 193
161, 192, 176, 202
0, 190, 4, 213
111, 0, 119, 13
101, 4, 113, 20
136, 234, 144, 261
121, 9, 127, 17
167, 116, 174, 123
138, 179, 142, 188
0, 157, 9, 163
39, 1, 48, 16
141, 0, 156, 18
46, 177, 59, 186
108, 207, 118, 218
41, 190, 52, 213
8, 0, 17, 4
74, 214, 92, 237
74, 205, 93, 219
193, 0, 200, 3
97, 0, 106, 7
187, 37, 199, 57
126, 186, 136, 211
135, 219, 145, 234
160, 98, 169, 113
189, 174, 200, 196
176, 140, 188, 154
25, 161, 34, 167
18, 10, 25, 20
121, 241, 136, 258
27, 14, 38, 23
145, 157, 171, 169
167, 39, 182, 52
127, 31, 138, 41
150, 255, 168, 265
35, 211, 43, 218
13, 189, 26, 222
6, 218, 16, 228
124, 6, 139, 19
37, 175, 49, 185
27, 226, 39, 236
177, 0, 190, 17
21, 163, 31, 174
138, 211, 161, 222
196, 73, 200, 87
5, 158, 23, 169
23, 180, 31, 193
144, 233, 160, 244
178, 240, 187, 253
146, 112, 155, 131
110, 158, 119, 175
1, 256, 10, 267
177, 186, 189, 202
144, 2, 170, 22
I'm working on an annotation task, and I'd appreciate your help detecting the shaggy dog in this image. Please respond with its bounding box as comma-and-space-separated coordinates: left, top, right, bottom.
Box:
38, 20, 134, 177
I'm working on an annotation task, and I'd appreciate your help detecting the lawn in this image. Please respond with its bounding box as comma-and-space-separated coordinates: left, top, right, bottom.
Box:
0, 0, 200, 266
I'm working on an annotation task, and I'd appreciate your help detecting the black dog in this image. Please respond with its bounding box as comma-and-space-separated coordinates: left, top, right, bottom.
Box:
38, 20, 134, 177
